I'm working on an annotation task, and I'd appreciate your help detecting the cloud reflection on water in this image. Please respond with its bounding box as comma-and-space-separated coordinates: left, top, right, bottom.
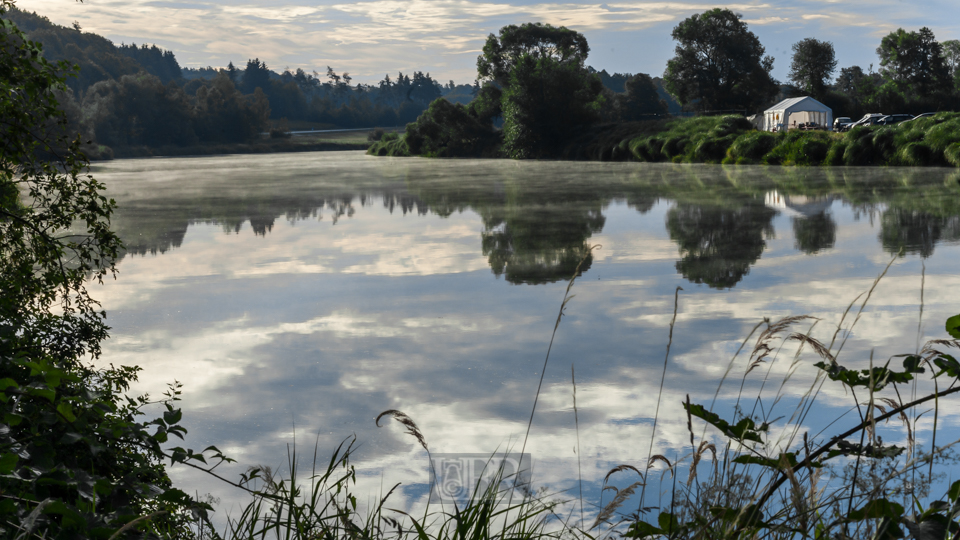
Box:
89, 153, 960, 521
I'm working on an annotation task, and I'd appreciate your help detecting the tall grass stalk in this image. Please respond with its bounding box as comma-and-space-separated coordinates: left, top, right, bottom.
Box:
637, 286, 681, 512
572, 364, 584, 528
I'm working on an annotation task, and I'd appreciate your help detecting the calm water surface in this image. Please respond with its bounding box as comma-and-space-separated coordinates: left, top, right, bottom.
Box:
91, 151, 960, 517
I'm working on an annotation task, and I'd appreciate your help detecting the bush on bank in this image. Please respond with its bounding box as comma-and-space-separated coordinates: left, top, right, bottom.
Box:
372, 108, 960, 167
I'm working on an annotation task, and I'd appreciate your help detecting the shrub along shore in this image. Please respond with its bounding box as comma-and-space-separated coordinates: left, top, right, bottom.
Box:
370, 112, 960, 167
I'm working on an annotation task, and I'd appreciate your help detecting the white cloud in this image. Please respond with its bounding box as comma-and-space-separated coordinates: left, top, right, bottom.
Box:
17, 0, 957, 82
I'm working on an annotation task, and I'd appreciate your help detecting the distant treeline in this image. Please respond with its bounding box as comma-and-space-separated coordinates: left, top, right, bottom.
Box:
373, 11, 960, 160
2, 7, 473, 153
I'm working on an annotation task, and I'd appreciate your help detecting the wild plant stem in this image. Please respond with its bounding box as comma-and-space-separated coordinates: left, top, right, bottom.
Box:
745, 381, 960, 533
512, 246, 596, 517
638, 286, 681, 512
572, 364, 584, 528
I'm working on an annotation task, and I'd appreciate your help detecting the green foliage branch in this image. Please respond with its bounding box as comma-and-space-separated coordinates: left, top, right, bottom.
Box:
0, 3, 228, 536
625, 313, 960, 540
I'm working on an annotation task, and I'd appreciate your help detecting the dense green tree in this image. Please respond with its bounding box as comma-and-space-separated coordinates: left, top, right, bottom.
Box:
241, 57, 271, 94
83, 72, 197, 147
618, 73, 668, 120
467, 84, 503, 124
402, 98, 500, 157
477, 22, 589, 87
788, 38, 837, 100
877, 27, 951, 97
117, 42, 182, 83
943, 39, 960, 86
193, 73, 270, 142
501, 54, 602, 158
664, 8, 778, 113
477, 23, 602, 158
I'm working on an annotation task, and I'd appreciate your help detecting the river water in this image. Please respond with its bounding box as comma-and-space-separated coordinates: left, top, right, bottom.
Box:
90, 151, 960, 523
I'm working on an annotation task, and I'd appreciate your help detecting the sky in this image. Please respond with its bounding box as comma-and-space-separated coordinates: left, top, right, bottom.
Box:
16, 0, 960, 87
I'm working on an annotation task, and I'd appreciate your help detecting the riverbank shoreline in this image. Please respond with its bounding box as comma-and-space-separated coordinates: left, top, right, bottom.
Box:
370, 112, 960, 167
91, 128, 389, 160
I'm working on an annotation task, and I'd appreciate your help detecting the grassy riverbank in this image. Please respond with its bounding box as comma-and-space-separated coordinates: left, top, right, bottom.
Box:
370, 112, 960, 167
96, 130, 378, 159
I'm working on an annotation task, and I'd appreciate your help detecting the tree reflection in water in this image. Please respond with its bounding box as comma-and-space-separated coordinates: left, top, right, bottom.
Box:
793, 211, 837, 254
481, 204, 605, 284
102, 159, 960, 289
880, 208, 960, 258
666, 202, 777, 289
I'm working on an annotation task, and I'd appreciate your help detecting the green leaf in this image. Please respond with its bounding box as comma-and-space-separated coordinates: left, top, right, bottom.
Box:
56, 402, 76, 422
848, 498, 905, 521
0, 453, 18, 474
0, 378, 18, 391
733, 453, 799, 469
163, 408, 183, 425
27, 387, 55, 402
933, 356, 960, 378
949, 480, 960, 501
624, 521, 662, 538
156, 488, 192, 504
657, 512, 680, 532
946, 314, 960, 339
827, 440, 905, 459
684, 402, 766, 444
60, 432, 83, 444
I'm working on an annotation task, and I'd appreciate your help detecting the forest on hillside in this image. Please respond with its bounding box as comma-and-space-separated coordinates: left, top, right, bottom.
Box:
3, 7, 468, 154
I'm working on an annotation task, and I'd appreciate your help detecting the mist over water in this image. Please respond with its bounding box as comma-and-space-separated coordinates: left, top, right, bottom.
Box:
91, 151, 960, 519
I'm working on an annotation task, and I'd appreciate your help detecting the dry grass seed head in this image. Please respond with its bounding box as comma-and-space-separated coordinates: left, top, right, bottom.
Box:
592, 481, 644, 529
603, 464, 642, 485
880, 397, 900, 410
648, 454, 672, 470
864, 402, 889, 419
748, 315, 819, 370
687, 441, 717, 486
898, 410, 914, 449
787, 333, 835, 364
922, 339, 960, 354
375, 409, 429, 452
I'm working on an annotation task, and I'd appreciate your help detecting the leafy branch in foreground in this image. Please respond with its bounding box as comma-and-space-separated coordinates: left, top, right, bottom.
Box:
625, 310, 960, 540
1, 1, 218, 536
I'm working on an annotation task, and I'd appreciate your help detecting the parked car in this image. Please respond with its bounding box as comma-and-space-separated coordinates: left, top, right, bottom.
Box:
833, 117, 852, 131
844, 113, 886, 131
901, 112, 937, 123
875, 114, 914, 126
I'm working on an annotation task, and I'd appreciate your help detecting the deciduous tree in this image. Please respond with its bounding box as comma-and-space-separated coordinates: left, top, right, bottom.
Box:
478, 23, 602, 158
789, 38, 837, 100
877, 27, 951, 97
477, 22, 589, 87
663, 8, 778, 113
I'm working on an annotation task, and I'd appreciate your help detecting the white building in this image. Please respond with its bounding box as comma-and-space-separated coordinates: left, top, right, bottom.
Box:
762, 97, 833, 132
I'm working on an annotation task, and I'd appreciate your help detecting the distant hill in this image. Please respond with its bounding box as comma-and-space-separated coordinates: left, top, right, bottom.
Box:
5, 7, 181, 93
